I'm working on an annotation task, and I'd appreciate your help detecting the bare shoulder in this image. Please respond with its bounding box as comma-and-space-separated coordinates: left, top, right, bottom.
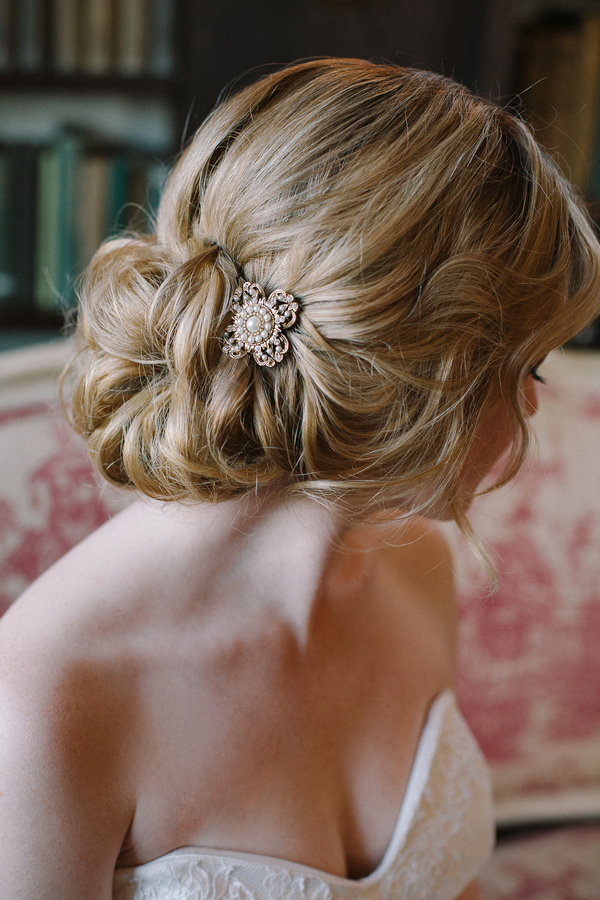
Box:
0, 603, 135, 805
379, 515, 454, 572
0, 510, 143, 768
342, 516, 458, 664
382, 517, 457, 648
349, 515, 455, 598
0, 571, 135, 895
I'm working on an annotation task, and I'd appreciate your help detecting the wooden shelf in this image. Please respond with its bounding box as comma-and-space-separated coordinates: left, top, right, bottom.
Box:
0, 308, 65, 330
0, 72, 177, 96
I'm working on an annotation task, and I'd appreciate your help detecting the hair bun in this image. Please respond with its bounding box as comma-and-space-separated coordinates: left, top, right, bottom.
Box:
64, 59, 600, 522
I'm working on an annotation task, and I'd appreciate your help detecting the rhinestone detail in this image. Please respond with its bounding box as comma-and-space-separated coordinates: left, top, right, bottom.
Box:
223, 282, 299, 367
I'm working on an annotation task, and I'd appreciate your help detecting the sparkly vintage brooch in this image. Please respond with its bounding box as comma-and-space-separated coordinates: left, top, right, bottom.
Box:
222, 282, 299, 367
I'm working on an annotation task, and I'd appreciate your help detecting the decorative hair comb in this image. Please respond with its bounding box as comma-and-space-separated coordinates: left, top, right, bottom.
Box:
222, 282, 299, 367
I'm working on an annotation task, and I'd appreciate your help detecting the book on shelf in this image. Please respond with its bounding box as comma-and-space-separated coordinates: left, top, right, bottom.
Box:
80, 0, 114, 75
587, 90, 600, 197
75, 150, 145, 269
14, 0, 46, 72
35, 146, 62, 311
0, 145, 38, 310
77, 152, 109, 272
52, 0, 81, 74
35, 132, 79, 312
0, 155, 8, 302
0, 0, 12, 71
76, 149, 167, 266
107, 155, 129, 233
1, 0, 176, 76
148, 0, 175, 77
0, 131, 168, 323
116, 0, 147, 76
516, 12, 600, 192
145, 158, 167, 219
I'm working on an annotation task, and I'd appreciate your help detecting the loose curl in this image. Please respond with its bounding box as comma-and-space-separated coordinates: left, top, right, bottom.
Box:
64, 59, 600, 525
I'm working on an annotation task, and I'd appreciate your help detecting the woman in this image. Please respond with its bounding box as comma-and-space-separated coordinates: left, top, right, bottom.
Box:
0, 59, 598, 899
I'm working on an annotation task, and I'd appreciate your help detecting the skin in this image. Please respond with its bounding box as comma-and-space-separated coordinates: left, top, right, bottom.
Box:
0, 375, 540, 900
460, 374, 539, 500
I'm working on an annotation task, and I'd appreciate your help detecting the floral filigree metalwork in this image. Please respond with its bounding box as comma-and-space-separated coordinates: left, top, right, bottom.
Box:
222, 282, 298, 368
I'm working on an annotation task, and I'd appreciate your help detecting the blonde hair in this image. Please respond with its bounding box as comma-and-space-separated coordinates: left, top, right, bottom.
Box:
65, 58, 600, 523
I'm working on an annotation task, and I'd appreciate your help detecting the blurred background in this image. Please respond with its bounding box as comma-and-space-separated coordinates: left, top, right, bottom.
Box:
1, 0, 600, 345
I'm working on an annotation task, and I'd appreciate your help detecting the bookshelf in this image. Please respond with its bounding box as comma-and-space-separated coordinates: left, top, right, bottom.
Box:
4, 0, 597, 346
0, 0, 178, 340
511, 0, 600, 347
514, 3, 600, 193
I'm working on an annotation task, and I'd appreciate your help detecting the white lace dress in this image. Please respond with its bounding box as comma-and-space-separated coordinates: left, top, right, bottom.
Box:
113, 691, 494, 900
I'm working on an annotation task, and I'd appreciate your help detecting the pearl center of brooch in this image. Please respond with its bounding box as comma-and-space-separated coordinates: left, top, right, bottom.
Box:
235, 303, 276, 345
246, 315, 262, 333
223, 282, 298, 367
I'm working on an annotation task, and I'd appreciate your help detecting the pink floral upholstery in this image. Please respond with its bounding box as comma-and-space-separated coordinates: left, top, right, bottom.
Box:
0, 341, 126, 614
480, 824, 600, 900
446, 351, 600, 826
0, 402, 112, 614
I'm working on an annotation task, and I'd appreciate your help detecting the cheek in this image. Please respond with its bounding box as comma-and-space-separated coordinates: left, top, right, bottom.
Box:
462, 405, 513, 491
462, 377, 539, 493
428, 381, 539, 518
424, 407, 513, 521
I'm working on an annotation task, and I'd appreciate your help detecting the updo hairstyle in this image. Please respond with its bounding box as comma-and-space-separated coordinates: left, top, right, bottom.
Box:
65, 58, 600, 522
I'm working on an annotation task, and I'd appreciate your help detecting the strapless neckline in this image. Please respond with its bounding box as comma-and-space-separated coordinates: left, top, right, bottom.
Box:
113, 690, 494, 899
118, 690, 454, 882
